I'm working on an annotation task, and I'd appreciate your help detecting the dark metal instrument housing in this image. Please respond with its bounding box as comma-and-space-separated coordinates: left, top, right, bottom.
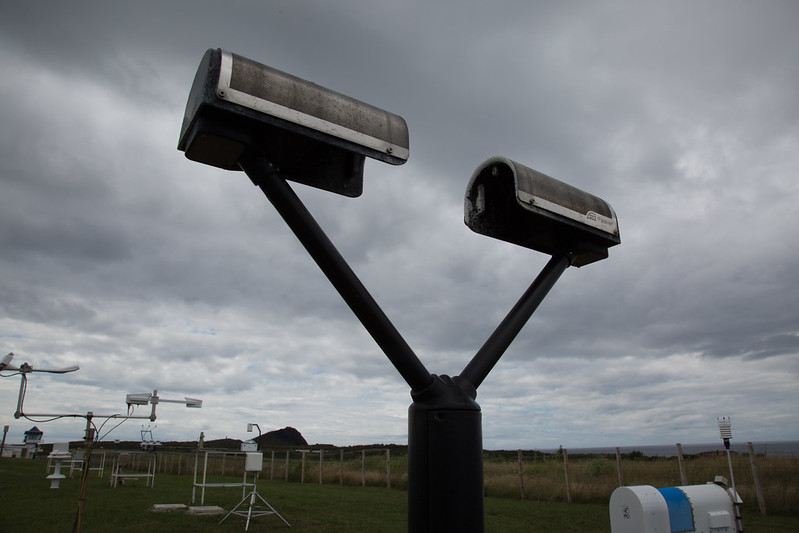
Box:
178, 48, 409, 197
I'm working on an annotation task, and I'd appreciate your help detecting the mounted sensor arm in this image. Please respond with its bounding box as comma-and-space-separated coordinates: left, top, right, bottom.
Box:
460, 157, 621, 389
178, 48, 430, 393
177, 48, 621, 533
238, 151, 433, 392
178, 48, 409, 197
1, 352, 80, 374
459, 252, 571, 389
464, 157, 620, 267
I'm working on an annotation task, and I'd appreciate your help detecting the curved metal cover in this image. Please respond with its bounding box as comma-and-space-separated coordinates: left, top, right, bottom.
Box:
657, 487, 695, 533
510, 159, 618, 236
218, 50, 409, 165
464, 157, 620, 266
178, 48, 410, 196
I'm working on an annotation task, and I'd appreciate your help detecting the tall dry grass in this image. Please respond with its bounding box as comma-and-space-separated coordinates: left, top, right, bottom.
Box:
486, 451, 798, 516
107, 446, 799, 516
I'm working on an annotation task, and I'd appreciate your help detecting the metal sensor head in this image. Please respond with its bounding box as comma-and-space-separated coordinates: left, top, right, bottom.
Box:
178, 48, 410, 197
184, 397, 203, 408
126, 393, 152, 406
464, 157, 620, 266
717, 416, 732, 440
0, 353, 16, 371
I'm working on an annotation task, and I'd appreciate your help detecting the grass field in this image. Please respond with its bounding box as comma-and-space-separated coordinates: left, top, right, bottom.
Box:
2, 457, 798, 532
147, 445, 798, 515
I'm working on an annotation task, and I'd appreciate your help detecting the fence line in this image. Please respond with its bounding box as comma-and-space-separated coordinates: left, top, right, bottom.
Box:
518, 442, 766, 514
81, 442, 788, 514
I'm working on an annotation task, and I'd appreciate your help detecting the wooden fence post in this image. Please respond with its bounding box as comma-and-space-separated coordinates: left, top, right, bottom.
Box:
386, 449, 391, 488
361, 449, 366, 487
271, 450, 275, 480
676, 443, 688, 485
319, 450, 324, 484
284, 450, 290, 481
340, 449, 344, 485
563, 448, 572, 503
615, 447, 624, 487
747, 442, 767, 515
518, 449, 526, 500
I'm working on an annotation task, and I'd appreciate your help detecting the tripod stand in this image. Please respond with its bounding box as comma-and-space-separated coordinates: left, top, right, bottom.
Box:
220, 453, 291, 530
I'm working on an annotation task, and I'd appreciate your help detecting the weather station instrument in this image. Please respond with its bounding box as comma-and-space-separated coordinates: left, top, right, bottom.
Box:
178, 48, 620, 532
219, 423, 291, 531
609, 418, 744, 533
1, 352, 202, 533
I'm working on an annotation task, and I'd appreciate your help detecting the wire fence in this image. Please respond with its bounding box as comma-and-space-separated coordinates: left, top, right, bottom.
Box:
76, 442, 797, 515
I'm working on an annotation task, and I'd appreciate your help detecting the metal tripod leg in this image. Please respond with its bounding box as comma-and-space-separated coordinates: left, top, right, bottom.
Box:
220, 475, 291, 530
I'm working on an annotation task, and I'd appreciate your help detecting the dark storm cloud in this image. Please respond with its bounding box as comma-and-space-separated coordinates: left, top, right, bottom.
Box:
1, 1, 797, 448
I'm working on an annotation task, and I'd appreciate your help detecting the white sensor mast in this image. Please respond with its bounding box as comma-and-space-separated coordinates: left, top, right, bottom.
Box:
1, 352, 80, 374
717, 416, 736, 491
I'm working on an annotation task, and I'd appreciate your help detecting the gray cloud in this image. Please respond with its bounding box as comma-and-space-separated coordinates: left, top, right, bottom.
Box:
1, 1, 797, 449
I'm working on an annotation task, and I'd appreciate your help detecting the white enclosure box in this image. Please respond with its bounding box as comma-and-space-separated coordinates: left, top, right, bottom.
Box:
244, 452, 263, 472
241, 441, 257, 452
610, 484, 738, 533
678, 484, 737, 532
609, 486, 671, 533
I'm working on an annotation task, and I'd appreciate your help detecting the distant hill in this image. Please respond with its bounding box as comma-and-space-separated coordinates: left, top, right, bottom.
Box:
256, 426, 307, 447
60, 426, 310, 452
203, 426, 308, 449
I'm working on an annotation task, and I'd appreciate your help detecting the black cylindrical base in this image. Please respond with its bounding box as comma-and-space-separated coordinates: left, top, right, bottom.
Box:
408, 375, 484, 533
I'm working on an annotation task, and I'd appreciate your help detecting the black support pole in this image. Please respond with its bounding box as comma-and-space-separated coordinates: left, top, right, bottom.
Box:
238, 150, 575, 533
406, 254, 572, 533
408, 374, 484, 533
238, 151, 433, 393
460, 253, 572, 389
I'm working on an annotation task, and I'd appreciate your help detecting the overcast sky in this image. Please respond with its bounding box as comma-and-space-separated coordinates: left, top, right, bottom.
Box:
1, 1, 797, 451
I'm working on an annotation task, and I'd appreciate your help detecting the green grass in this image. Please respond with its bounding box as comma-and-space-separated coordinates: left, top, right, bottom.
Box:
111, 445, 799, 515
2, 457, 798, 532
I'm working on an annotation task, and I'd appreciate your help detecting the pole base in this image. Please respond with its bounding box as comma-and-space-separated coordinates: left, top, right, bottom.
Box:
220, 488, 291, 531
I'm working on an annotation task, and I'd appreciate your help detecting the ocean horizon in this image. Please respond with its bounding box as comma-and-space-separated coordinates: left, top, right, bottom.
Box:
537, 440, 799, 457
